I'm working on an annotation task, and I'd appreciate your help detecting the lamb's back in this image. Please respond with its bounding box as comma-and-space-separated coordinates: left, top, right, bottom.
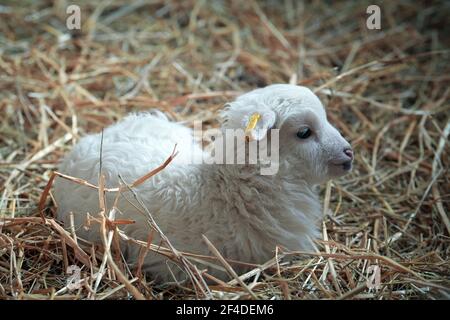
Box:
54, 113, 205, 232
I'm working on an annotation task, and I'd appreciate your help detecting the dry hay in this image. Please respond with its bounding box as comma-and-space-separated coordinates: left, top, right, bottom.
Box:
0, 0, 449, 300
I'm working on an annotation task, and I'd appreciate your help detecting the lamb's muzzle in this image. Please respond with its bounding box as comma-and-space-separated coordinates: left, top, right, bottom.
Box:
331, 147, 354, 172
54, 84, 353, 282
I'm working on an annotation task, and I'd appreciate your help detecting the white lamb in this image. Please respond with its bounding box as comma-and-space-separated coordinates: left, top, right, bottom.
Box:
54, 84, 354, 282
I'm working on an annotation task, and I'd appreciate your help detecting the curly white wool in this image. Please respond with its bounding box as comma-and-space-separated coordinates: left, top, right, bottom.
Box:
54, 84, 353, 282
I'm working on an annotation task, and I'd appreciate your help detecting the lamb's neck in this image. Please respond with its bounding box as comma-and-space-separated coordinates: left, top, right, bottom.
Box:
191, 162, 322, 252
202, 163, 281, 194
196, 162, 321, 219
200, 161, 310, 189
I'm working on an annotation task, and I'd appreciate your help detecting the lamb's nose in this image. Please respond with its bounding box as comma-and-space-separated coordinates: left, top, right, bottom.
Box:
344, 148, 354, 160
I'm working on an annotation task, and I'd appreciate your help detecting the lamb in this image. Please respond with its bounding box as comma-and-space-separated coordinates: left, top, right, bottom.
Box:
54, 84, 354, 282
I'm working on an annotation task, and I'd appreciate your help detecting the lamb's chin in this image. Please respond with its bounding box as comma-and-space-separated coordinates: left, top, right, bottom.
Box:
328, 162, 353, 178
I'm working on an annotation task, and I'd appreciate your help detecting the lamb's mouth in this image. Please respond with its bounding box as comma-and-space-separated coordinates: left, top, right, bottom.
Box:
330, 160, 353, 172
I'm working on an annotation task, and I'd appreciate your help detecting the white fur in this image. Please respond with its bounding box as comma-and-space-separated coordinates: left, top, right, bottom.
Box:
54, 84, 353, 282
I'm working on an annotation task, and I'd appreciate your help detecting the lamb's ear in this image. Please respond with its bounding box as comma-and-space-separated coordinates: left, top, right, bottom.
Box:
220, 101, 276, 141
242, 110, 276, 141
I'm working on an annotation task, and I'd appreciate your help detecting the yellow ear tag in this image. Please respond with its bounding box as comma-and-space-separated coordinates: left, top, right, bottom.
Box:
245, 113, 261, 134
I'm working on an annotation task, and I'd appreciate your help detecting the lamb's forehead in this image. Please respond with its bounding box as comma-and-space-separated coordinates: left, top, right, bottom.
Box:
237, 84, 326, 119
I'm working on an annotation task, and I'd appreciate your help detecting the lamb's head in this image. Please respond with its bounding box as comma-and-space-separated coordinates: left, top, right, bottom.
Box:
221, 84, 353, 184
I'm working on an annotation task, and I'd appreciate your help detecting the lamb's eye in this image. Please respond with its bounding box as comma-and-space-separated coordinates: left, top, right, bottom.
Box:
297, 128, 312, 139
